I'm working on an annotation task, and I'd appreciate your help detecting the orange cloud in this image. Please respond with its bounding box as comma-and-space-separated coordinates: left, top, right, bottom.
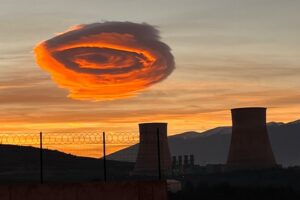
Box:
34, 22, 174, 101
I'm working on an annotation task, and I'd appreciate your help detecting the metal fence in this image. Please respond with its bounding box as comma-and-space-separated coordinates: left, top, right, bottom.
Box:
3, 130, 297, 197
0, 130, 166, 184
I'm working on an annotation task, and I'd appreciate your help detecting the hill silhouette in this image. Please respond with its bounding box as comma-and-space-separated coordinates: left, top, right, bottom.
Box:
108, 120, 300, 167
0, 144, 134, 183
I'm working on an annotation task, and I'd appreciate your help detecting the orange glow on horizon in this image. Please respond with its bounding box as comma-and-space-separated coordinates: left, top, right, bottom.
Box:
1, 106, 300, 158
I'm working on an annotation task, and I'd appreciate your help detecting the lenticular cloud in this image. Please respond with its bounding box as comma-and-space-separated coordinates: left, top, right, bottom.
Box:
34, 22, 175, 100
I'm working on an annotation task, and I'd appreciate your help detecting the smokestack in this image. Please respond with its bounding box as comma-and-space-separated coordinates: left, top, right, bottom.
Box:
172, 156, 177, 168
178, 156, 182, 167
227, 107, 277, 169
184, 155, 189, 167
190, 155, 194, 166
132, 123, 172, 176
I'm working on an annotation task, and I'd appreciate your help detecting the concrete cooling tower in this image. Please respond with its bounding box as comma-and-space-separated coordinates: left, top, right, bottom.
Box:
132, 123, 172, 177
227, 107, 277, 169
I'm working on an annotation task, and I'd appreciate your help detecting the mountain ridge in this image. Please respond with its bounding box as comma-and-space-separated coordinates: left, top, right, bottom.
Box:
108, 121, 300, 167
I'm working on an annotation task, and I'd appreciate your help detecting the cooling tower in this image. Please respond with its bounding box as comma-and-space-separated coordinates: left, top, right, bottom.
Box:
227, 107, 277, 169
132, 123, 172, 176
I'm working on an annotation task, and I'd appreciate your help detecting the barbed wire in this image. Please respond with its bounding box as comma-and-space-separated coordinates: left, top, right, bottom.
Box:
0, 132, 139, 145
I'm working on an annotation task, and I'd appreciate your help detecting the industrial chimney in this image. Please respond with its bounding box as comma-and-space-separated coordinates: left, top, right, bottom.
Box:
227, 107, 277, 169
132, 123, 172, 177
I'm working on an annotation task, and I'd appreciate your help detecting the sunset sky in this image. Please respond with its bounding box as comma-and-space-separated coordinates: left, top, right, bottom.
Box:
1, 0, 300, 136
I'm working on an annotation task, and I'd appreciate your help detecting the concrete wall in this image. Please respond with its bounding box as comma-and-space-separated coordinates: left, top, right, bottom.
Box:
0, 181, 167, 200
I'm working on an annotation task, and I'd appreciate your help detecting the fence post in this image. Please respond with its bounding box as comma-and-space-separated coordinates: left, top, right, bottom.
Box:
103, 131, 107, 182
156, 128, 162, 180
39, 132, 44, 184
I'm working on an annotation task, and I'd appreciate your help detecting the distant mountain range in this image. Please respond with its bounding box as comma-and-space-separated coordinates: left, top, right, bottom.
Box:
108, 120, 300, 167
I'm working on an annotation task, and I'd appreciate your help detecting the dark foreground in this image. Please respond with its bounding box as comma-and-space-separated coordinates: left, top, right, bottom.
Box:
169, 167, 300, 200
3, 144, 300, 199
169, 185, 300, 200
